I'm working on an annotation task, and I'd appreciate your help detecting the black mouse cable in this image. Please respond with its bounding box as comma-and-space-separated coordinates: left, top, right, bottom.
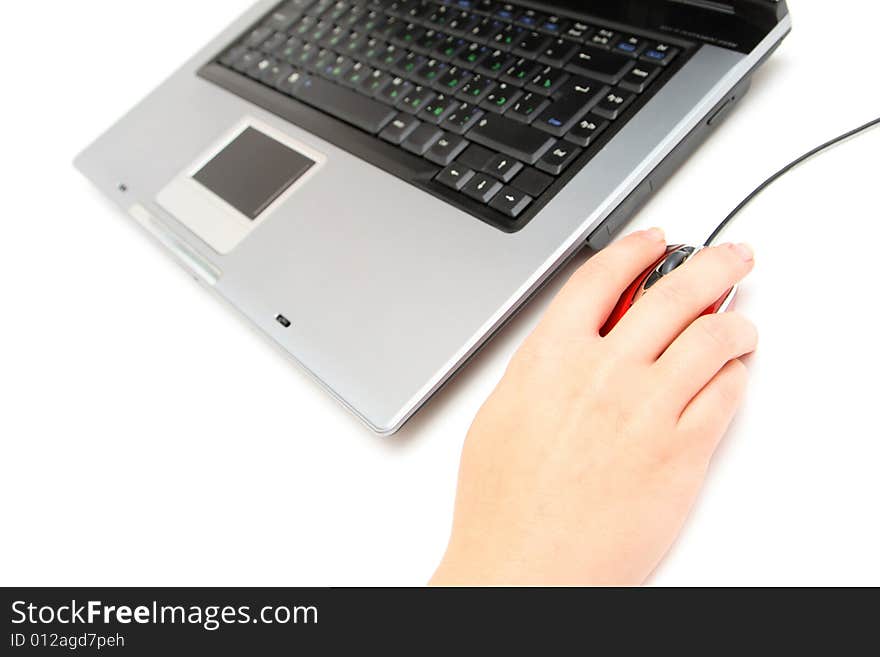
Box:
704, 115, 880, 247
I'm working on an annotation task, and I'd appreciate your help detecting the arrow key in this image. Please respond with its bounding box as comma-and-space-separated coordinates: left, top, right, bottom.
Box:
436, 164, 476, 191
489, 186, 533, 219
463, 173, 504, 204
483, 154, 523, 182
536, 140, 582, 175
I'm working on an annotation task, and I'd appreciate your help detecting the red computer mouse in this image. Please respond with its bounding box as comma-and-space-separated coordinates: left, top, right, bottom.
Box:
600, 245, 737, 337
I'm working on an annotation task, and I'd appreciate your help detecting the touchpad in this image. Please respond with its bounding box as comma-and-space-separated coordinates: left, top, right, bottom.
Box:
157, 119, 326, 254
193, 127, 315, 220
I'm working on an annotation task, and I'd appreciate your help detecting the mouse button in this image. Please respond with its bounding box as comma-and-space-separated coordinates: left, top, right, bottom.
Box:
643, 270, 663, 290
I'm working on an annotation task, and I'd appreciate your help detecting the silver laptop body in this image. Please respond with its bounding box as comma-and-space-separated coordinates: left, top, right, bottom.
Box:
76, 0, 791, 434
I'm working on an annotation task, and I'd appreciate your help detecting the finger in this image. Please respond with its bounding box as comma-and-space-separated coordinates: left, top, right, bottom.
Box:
677, 359, 749, 459
537, 228, 668, 339
610, 243, 754, 360
654, 312, 758, 411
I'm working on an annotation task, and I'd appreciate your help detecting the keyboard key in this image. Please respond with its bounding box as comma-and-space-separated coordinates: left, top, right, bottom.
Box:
467, 114, 555, 164
324, 1, 350, 22
493, 4, 516, 22
361, 68, 393, 96
396, 51, 428, 77
436, 164, 475, 191
514, 31, 552, 58
483, 154, 523, 182
376, 44, 406, 69
641, 43, 679, 66
463, 173, 504, 203
511, 167, 553, 197
402, 123, 443, 155
469, 17, 505, 43
507, 92, 550, 123
566, 47, 634, 84
356, 10, 387, 33
378, 77, 414, 105
592, 88, 636, 120
413, 29, 447, 53
536, 140, 582, 175
566, 115, 608, 147
515, 9, 546, 30
501, 58, 543, 86
260, 61, 294, 87
261, 32, 289, 55
399, 85, 436, 113
526, 65, 569, 96
618, 63, 660, 93
322, 25, 350, 50
479, 50, 515, 76
222, 45, 249, 67
264, 2, 309, 32
296, 75, 397, 133
480, 82, 522, 113
420, 94, 458, 123
391, 22, 427, 48
359, 37, 386, 62
245, 27, 274, 48
614, 35, 647, 58
457, 144, 496, 171
490, 186, 532, 218
425, 133, 470, 165
379, 113, 421, 144
589, 28, 617, 49
564, 22, 593, 42
457, 74, 496, 102
442, 102, 485, 134
415, 58, 449, 85
306, 0, 333, 17
539, 16, 571, 36
539, 38, 579, 67
458, 42, 491, 67
341, 61, 371, 88
493, 24, 526, 50
232, 49, 262, 74
318, 54, 354, 80
448, 11, 481, 35
276, 69, 306, 95
435, 35, 469, 59
533, 77, 605, 136
436, 66, 473, 93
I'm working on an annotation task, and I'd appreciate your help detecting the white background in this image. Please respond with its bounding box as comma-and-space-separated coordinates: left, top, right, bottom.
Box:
2, 2, 879, 586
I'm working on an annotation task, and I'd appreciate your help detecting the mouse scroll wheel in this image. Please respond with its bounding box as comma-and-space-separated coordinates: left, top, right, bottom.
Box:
658, 248, 695, 275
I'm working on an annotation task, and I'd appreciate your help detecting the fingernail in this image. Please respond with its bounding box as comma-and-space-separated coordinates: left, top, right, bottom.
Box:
642, 227, 665, 242
731, 242, 754, 262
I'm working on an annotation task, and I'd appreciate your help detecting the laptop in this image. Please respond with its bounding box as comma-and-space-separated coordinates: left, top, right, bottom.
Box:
76, 0, 791, 434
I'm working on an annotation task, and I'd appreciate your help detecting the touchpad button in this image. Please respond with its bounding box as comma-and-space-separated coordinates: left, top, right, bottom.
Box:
193, 126, 315, 220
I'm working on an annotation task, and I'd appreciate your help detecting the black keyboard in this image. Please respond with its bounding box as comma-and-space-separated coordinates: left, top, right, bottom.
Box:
203, 0, 689, 232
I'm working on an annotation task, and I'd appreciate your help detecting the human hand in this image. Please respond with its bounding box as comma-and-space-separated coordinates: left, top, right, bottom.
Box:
431, 229, 757, 586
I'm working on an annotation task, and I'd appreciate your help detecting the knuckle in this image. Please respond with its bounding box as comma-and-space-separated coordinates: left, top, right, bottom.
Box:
721, 312, 758, 350
693, 314, 740, 352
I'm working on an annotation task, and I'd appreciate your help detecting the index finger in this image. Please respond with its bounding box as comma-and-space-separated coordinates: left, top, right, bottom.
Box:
607, 243, 755, 360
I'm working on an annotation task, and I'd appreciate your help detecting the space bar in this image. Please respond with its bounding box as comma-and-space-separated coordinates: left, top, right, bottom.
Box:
294, 76, 396, 134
